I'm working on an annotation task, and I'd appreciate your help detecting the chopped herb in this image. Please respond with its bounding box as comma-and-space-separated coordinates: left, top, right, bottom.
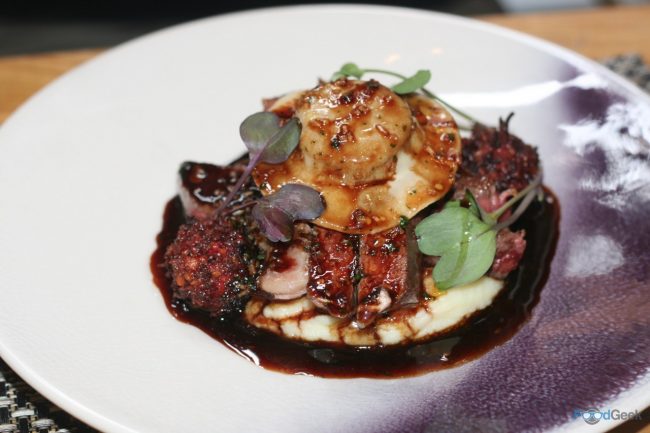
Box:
382, 241, 398, 253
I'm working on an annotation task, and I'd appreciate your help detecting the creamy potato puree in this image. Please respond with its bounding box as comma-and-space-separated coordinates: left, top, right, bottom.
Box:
245, 277, 503, 346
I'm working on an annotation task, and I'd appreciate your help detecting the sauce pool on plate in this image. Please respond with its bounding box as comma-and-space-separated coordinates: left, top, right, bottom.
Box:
151, 188, 558, 378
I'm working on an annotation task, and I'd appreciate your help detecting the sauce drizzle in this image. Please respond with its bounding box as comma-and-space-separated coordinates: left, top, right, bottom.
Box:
151, 190, 558, 378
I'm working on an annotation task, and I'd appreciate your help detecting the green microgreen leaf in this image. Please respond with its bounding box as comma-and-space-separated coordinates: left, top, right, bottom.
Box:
331, 62, 364, 80
433, 222, 496, 290
416, 206, 496, 290
399, 215, 409, 229
415, 205, 466, 256
415, 170, 543, 290
391, 70, 432, 95
330, 63, 477, 124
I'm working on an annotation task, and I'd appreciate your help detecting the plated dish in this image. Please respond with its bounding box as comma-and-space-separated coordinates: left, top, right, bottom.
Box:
0, 5, 648, 433
153, 69, 558, 377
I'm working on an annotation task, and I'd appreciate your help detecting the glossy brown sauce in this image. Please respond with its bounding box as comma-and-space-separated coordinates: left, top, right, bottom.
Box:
151, 190, 559, 378
267, 243, 297, 273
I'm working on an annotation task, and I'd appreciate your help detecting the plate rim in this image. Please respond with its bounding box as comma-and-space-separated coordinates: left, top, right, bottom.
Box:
0, 4, 648, 433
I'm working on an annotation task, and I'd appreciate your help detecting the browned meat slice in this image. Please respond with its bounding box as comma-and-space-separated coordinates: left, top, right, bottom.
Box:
257, 224, 312, 300
490, 228, 527, 279
165, 220, 252, 316
357, 225, 418, 327
307, 227, 358, 317
178, 161, 257, 221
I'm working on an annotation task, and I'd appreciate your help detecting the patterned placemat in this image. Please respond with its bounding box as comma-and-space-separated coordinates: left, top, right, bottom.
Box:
0, 53, 648, 433
603, 53, 650, 93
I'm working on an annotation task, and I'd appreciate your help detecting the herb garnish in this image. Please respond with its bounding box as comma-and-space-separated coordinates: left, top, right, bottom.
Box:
252, 184, 324, 242
216, 111, 324, 241
415, 172, 543, 290
331, 63, 476, 124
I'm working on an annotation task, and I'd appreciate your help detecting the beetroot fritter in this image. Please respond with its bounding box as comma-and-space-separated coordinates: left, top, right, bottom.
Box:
452, 115, 540, 279
458, 114, 539, 193
165, 220, 252, 316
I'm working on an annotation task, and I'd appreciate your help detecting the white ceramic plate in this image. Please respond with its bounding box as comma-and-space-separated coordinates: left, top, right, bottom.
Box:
1, 5, 649, 433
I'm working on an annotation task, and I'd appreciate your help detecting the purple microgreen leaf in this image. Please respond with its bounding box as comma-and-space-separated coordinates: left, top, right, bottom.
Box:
266, 184, 324, 220
239, 112, 281, 156
260, 118, 301, 164
251, 184, 324, 242
215, 112, 302, 219
252, 200, 294, 242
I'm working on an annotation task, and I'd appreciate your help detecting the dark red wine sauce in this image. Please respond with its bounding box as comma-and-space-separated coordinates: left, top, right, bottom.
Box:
151, 190, 558, 378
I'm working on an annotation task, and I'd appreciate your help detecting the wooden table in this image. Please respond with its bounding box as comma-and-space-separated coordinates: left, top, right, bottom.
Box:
1, 4, 650, 124
0, 4, 648, 433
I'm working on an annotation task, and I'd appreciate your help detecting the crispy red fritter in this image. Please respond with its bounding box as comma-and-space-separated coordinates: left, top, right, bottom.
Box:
165, 220, 252, 316
458, 114, 539, 193
307, 227, 358, 317
453, 115, 539, 279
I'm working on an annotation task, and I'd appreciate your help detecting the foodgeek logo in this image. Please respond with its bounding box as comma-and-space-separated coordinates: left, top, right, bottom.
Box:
573, 408, 641, 425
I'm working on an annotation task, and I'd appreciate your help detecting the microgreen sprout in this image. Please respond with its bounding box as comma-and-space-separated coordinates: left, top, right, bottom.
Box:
215, 111, 324, 242
331, 63, 477, 124
415, 172, 543, 290
215, 112, 300, 216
